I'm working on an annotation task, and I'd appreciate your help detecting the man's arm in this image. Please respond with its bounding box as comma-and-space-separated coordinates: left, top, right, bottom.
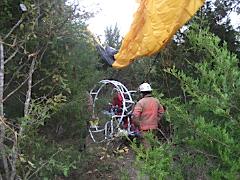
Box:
132, 102, 142, 128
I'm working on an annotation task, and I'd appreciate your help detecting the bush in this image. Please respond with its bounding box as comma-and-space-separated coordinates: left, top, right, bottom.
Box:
132, 133, 183, 179
134, 25, 240, 179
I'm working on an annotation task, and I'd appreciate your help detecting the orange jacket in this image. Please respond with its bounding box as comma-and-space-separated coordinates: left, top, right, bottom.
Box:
132, 95, 164, 131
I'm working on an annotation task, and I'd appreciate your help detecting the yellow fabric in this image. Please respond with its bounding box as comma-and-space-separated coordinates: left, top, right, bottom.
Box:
113, 0, 205, 68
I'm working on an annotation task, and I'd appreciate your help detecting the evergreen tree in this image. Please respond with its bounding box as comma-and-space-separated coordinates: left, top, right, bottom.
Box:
104, 23, 121, 49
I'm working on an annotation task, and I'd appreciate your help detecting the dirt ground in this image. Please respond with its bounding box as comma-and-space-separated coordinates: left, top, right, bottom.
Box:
70, 136, 139, 180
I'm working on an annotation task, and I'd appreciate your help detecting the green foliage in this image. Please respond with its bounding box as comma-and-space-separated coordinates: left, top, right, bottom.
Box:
17, 93, 77, 179
0, 0, 22, 32
48, 92, 90, 141
19, 136, 81, 179
134, 24, 240, 179
161, 25, 240, 178
1, 0, 102, 179
132, 134, 182, 179
1, 0, 239, 179
198, 0, 240, 58
20, 93, 67, 131
104, 24, 121, 49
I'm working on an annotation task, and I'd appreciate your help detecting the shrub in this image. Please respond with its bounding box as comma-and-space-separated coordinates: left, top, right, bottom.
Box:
134, 25, 240, 179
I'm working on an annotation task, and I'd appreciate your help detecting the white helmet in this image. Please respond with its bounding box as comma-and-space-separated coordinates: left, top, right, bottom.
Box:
139, 83, 152, 92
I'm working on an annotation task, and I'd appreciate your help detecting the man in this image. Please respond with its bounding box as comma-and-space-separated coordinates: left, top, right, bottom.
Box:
132, 83, 164, 148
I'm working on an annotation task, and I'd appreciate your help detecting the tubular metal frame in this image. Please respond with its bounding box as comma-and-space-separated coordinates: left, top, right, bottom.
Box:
89, 80, 135, 143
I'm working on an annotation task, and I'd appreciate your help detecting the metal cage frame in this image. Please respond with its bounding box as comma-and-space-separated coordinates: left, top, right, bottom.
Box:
89, 80, 135, 143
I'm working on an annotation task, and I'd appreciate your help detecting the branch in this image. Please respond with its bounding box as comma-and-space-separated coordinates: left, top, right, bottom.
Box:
4, 41, 47, 92
32, 74, 52, 88
4, 39, 25, 65
26, 149, 62, 180
0, 41, 14, 47
3, 17, 24, 41
38, 43, 49, 61
51, 5, 78, 34
157, 128, 170, 143
194, 148, 218, 159
31, 87, 55, 104
4, 58, 28, 92
0, 118, 17, 134
3, 77, 29, 102
188, 118, 230, 147
4, 48, 19, 65
183, 90, 187, 104
144, 52, 161, 81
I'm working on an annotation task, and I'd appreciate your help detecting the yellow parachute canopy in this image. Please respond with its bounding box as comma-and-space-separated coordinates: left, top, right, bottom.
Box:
113, 0, 205, 68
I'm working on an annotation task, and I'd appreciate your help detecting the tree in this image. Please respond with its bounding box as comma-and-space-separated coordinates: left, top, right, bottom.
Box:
199, 0, 240, 58
135, 24, 240, 179
0, 0, 96, 178
104, 23, 121, 49
139, 0, 240, 97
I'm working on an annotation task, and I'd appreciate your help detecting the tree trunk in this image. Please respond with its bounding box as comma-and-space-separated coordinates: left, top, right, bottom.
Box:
0, 37, 4, 117
0, 122, 9, 179
24, 58, 36, 116
10, 133, 17, 180
0, 38, 9, 179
